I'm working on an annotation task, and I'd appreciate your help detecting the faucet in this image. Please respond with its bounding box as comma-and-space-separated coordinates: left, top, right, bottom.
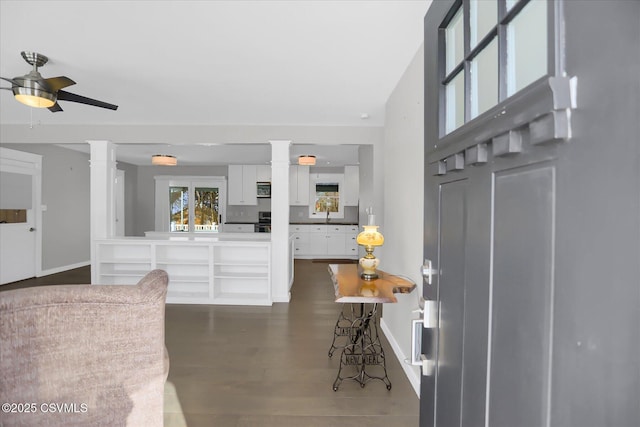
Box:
325, 209, 330, 224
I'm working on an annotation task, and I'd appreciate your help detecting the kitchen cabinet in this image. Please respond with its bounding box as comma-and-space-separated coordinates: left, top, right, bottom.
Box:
289, 224, 358, 259
327, 232, 347, 255
256, 165, 271, 182
224, 223, 255, 233
228, 165, 257, 205
289, 165, 309, 206
343, 165, 359, 206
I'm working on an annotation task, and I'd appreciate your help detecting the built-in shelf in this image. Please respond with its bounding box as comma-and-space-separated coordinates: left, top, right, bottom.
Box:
94, 238, 274, 305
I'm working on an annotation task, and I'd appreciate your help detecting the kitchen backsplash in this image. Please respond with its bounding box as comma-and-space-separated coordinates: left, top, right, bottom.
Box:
226, 198, 271, 223
226, 202, 358, 224
289, 206, 358, 224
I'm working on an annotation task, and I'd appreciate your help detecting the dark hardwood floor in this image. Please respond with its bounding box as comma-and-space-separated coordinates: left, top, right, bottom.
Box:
1, 260, 419, 426
0, 265, 92, 291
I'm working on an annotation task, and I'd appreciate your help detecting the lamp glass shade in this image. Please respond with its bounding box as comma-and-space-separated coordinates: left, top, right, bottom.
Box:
356, 225, 384, 247
14, 93, 55, 108
151, 155, 177, 166
298, 155, 316, 166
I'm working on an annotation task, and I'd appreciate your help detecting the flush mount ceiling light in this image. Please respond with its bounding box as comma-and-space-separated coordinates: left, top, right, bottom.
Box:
298, 155, 316, 166
151, 154, 177, 166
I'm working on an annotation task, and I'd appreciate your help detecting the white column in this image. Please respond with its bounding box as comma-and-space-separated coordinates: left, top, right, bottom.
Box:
89, 140, 117, 283
270, 140, 291, 302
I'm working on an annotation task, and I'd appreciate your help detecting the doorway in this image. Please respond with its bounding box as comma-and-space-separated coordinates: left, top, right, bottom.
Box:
0, 147, 42, 284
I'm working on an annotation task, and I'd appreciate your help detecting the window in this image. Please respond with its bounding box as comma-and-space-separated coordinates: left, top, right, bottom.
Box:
156, 177, 226, 233
442, 0, 548, 135
169, 186, 189, 231
309, 174, 344, 219
193, 187, 220, 231
315, 183, 340, 213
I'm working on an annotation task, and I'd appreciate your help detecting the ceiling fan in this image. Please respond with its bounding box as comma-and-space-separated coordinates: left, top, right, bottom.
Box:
0, 51, 118, 112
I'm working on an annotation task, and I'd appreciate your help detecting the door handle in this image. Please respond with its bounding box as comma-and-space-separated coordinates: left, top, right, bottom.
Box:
410, 255, 440, 376
29, 227, 36, 232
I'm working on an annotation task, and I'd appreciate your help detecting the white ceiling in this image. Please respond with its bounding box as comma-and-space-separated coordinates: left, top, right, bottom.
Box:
0, 0, 431, 165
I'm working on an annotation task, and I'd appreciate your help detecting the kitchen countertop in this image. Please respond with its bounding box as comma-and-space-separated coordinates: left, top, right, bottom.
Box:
225, 221, 359, 226
290, 222, 359, 225
225, 221, 259, 224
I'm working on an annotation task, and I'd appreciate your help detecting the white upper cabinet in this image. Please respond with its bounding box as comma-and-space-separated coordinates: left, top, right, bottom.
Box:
289, 165, 309, 206
343, 165, 359, 206
228, 165, 257, 205
256, 164, 271, 182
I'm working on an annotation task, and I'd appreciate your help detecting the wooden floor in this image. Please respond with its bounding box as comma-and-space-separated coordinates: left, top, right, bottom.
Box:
1, 260, 419, 426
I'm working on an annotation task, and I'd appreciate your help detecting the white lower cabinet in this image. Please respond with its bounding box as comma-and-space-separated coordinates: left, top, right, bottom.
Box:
289, 224, 358, 259
224, 223, 254, 233
291, 233, 310, 256
95, 238, 272, 305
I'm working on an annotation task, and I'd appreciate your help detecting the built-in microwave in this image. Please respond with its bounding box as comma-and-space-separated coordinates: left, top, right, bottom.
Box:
257, 182, 271, 198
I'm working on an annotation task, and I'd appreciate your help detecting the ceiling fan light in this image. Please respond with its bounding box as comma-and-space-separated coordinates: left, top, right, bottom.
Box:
152, 154, 177, 166
298, 155, 316, 166
13, 87, 56, 108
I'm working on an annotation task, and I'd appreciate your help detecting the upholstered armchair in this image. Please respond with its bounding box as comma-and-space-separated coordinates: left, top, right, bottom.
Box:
0, 269, 169, 427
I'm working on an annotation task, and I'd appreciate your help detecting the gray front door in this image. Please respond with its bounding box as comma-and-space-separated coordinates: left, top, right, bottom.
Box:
420, 1, 640, 426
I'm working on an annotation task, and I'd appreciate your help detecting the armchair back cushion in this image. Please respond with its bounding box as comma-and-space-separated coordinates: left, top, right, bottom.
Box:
0, 269, 169, 426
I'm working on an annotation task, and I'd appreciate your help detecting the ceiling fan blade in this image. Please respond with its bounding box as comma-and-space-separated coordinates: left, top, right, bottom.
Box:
48, 103, 64, 112
43, 76, 75, 91
57, 90, 118, 111
1, 76, 19, 85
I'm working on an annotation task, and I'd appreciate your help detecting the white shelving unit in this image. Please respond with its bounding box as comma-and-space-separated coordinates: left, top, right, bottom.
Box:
95, 241, 153, 285
155, 242, 212, 303
212, 244, 270, 305
94, 237, 273, 305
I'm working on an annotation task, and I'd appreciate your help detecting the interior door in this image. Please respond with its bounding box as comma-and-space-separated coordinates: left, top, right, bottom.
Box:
420, 1, 640, 427
0, 148, 42, 285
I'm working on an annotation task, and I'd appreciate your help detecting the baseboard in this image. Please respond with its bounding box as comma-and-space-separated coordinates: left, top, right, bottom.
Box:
38, 261, 90, 277
271, 292, 291, 303
380, 317, 421, 397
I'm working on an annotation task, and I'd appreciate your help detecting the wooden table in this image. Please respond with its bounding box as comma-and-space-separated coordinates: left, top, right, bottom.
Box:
327, 264, 416, 391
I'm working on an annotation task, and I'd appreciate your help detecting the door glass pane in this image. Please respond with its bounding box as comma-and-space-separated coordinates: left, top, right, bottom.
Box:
0, 171, 32, 209
445, 71, 465, 134
194, 187, 219, 232
507, 0, 548, 95
0, 209, 27, 224
506, 0, 519, 12
470, 38, 499, 119
470, 0, 497, 48
445, 7, 464, 75
170, 186, 189, 232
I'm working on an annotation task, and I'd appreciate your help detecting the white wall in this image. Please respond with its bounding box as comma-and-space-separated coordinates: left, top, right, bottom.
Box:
0, 143, 91, 273
380, 43, 424, 395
